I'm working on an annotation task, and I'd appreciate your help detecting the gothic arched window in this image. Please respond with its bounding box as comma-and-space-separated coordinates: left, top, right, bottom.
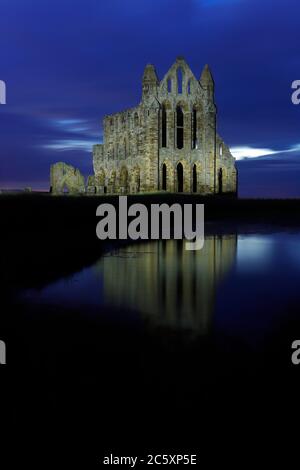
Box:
218, 168, 223, 193
177, 67, 183, 94
176, 105, 184, 149
162, 163, 167, 190
192, 164, 197, 192
162, 105, 167, 148
192, 108, 197, 149
177, 162, 183, 192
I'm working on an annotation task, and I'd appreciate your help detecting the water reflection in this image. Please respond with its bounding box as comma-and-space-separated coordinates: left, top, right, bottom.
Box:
95, 236, 237, 332
18, 228, 300, 349
237, 235, 274, 270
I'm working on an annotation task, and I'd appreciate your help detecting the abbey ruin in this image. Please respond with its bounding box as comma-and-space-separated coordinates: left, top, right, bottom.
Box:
50, 57, 237, 195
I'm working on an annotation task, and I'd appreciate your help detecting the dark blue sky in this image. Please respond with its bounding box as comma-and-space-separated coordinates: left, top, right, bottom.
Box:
1, 0, 300, 196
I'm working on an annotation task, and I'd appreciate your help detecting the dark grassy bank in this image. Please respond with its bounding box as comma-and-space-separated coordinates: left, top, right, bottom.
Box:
2, 192, 300, 291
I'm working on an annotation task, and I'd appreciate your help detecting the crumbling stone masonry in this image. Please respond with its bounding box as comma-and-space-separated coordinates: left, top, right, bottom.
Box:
50, 57, 237, 195
93, 57, 237, 195
50, 162, 85, 194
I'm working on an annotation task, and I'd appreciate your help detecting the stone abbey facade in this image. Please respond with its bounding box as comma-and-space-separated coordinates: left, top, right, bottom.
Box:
50, 57, 236, 195
93, 57, 236, 195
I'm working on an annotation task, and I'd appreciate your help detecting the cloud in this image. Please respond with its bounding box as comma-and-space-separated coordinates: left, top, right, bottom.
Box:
44, 139, 97, 152
50, 119, 90, 132
42, 117, 101, 153
230, 146, 281, 160
230, 143, 300, 161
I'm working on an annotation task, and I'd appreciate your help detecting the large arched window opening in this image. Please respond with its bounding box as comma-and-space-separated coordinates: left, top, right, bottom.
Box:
162, 105, 167, 148
192, 108, 197, 149
177, 162, 183, 193
177, 67, 183, 94
162, 163, 167, 190
120, 167, 128, 193
192, 164, 197, 193
218, 168, 223, 194
176, 106, 184, 149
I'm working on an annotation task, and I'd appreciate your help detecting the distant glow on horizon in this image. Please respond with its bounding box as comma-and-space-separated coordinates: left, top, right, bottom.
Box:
230, 144, 300, 160
230, 146, 281, 160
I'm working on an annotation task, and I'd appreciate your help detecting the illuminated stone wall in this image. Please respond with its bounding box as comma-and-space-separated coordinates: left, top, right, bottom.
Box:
93, 57, 237, 195
50, 162, 85, 194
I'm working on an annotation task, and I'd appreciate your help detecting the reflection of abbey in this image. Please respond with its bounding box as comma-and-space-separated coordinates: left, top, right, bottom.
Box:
96, 236, 237, 333
50, 57, 237, 194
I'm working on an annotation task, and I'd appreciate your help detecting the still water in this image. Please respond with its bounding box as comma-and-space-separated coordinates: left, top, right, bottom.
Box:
20, 227, 300, 346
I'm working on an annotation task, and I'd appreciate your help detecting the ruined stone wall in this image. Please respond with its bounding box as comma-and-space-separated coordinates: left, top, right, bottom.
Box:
216, 135, 237, 194
50, 162, 85, 194
92, 105, 148, 193
156, 57, 216, 194
91, 57, 237, 195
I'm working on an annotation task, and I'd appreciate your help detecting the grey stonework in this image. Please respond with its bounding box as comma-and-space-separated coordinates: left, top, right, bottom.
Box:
50, 162, 85, 194
93, 57, 237, 195
50, 57, 236, 195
